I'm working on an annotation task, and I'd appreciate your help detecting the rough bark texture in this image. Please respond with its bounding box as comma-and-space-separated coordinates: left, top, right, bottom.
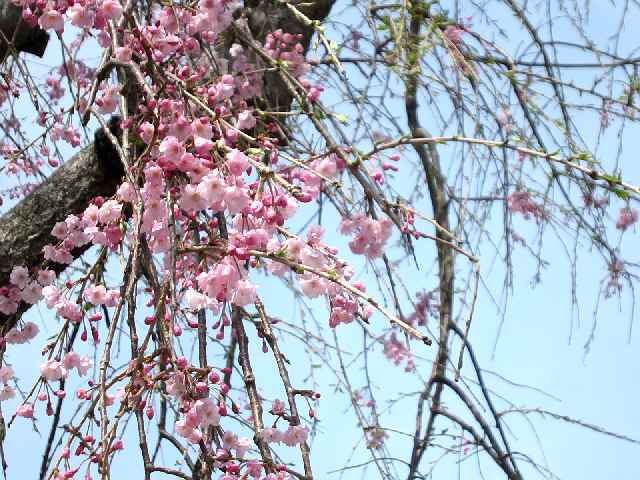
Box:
0, 0, 49, 60
0, 129, 125, 327
0, 0, 335, 328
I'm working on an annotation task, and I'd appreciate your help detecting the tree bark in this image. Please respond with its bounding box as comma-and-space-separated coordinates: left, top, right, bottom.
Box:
0, 0, 334, 329
0, 0, 49, 61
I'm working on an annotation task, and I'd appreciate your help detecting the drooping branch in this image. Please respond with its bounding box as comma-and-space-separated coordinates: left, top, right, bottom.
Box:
0, 0, 335, 329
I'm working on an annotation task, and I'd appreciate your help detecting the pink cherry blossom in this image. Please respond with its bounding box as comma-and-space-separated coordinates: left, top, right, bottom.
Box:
300, 274, 326, 298
444, 25, 464, 44
0, 386, 15, 401
230, 279, 256, 306
37, 269, 56, 287
115, 46, 132, 62
83, 284, 109, 305
98, 200, 123, 224
227, 149, 249, 176
21, 281, 43, 304
184, 289, 207, 311
100, 0, 123, 20
16, 403, 34, 418
21, 321, 39, 341
97, 86, 120, 114
138, 122, 155, 144
0, 366, 14, 384
55, 299, 82, 323
0, 296, 17, 316
175, 419, 203, 443
63, 351, 80, 370
39, 7, 64, 32
9, 266, 29, 289
197, 171, 227, 204
42, 285, 61, 308
236, 110, 256, 130
159, 136, 185, 165
51, 221, 68, 239
194, 398, 220, 427
179, 184, 207, 212
616, 207, 638, 231
40, 359, 68, 381
77, 356, 92, 376
67, 3, 94, 29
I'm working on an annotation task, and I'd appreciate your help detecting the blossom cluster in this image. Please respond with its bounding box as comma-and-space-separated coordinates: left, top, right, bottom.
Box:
506, 191, 547, 221
0, 0, 405, 478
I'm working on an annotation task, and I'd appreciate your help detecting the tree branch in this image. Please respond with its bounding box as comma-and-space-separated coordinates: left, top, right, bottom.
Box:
0, 0, 335, 330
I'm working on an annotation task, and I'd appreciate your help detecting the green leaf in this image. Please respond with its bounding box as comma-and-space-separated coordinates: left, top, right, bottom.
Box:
613, 188, 630, 201
601, 173, 621, 184
246, 148, 264, 157
333, 113, 349, 124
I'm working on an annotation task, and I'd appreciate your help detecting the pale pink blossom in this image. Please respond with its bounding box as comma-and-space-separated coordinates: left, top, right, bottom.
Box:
67, 3, 94, 29
55, 299, 82, 323
444, 25, 464, 44
77, 356, 92, 376
179, 184, 206, 212
197, 172, 227, 204
224, 184, 251, 214
105, 289, 120, 307
138, 122, 155, 144
299, 247, 326, 269
0, 386, 15, 401
0, 366, 14, 384
83, 204, 100, 226
16, 403, 34, 418
230, 279, 256, 306
42, 285, 61, 308
83, 284, 109, 305
10, 266, 29, 289
194, 398, 220, 427
282, 425, 309, 446
21, 281, 43, 304
97, 86, 119, 114
51, 221, 68, 239
0, 297, 17, 316
159, 136, 185, 165
115, 46, 132, 62
271, 399, 286, 415
227, 149, 249, 176
236, 110, 256, 130
260, 427, 283, 444
62, 352, 93, 377
21, 321, 39, 341
616, 207, 638, 231
171, 116, 193, 141
40, 359, 68, 381
300, 275, 326, 298
63, 352, 80, 370
37, 269, 56, 287
175, 419, 203, 443
192, 117, 212, 140
98, 199, 122, 224
100, 0, 123, 19
184, 289, 207, 311
4, 328, 26, 344
39, 7, 64, 32
117, 182, 136, 202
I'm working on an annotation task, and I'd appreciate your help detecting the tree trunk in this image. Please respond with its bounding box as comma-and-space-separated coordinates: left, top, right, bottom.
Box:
0, 0, 334, 331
